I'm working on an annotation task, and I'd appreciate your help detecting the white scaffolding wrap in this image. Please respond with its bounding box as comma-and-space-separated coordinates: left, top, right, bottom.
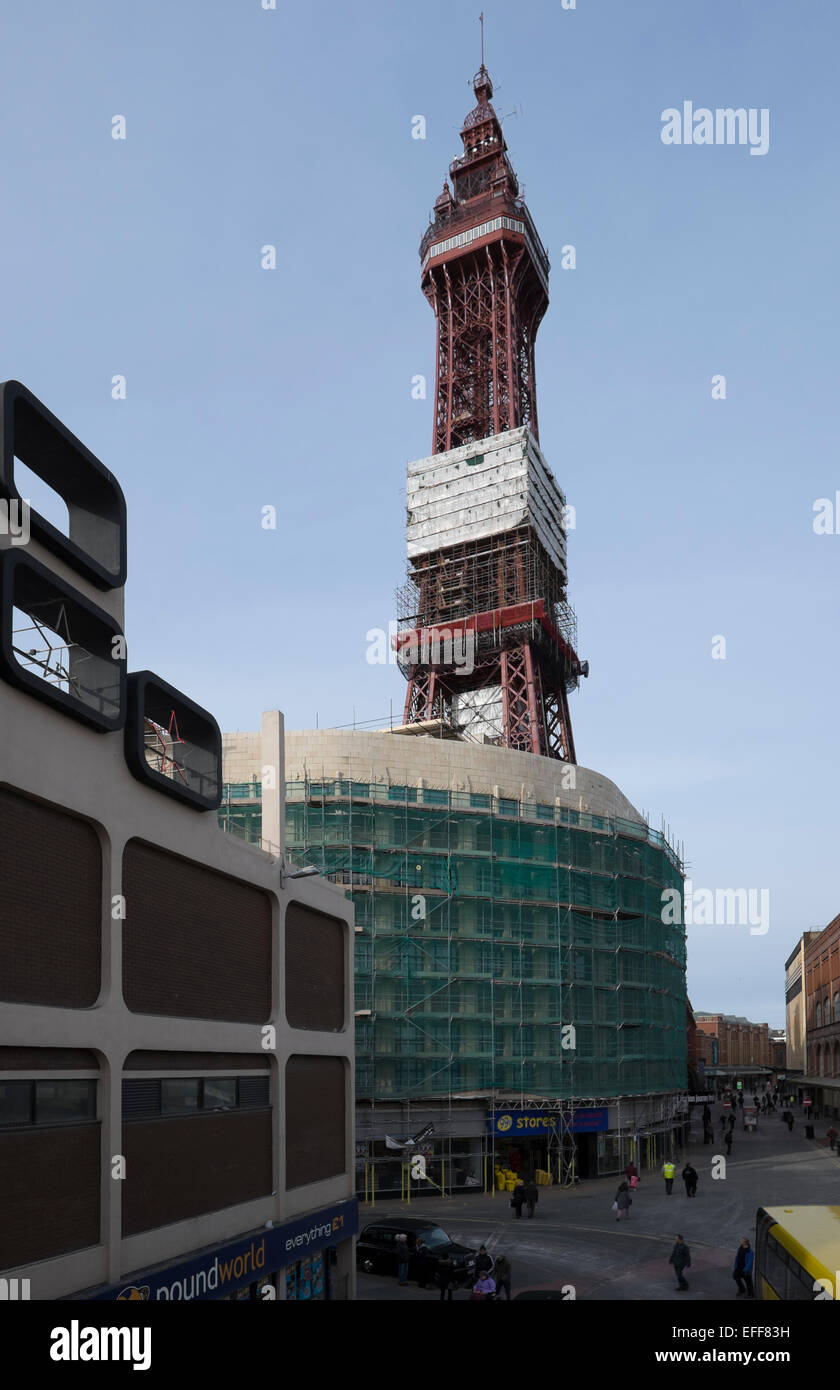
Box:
405, 426, 568, 576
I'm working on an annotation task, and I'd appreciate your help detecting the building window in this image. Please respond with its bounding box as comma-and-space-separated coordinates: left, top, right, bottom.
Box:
123, 1075, 269, 1120
161, 1079, 201, 1114
0, 1079, 96, 1129
35, 1080, 96, 1125
834, 992, 839, 1024
816, 1002, 822, 1028
202, 1078, 237, 1111
0, 1080, 33, 1127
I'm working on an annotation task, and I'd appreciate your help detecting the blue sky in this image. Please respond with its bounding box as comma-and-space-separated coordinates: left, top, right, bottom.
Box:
2, 0, 838, 1027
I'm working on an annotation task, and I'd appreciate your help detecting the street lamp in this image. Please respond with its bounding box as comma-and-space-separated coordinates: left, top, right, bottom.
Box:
279, 862, 319, 889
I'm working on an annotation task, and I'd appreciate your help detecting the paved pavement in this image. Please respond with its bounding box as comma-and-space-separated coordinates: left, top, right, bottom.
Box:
356, 1102, 840, 1300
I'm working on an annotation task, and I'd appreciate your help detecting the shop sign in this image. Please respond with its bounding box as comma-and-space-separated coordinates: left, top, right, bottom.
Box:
490, 1110, 557, 1135
488, 1108, 608, 1135
84, 1198, 359, 1301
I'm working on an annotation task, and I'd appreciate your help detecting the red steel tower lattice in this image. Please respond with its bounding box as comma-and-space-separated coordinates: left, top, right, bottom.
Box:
398, 65, 586, 761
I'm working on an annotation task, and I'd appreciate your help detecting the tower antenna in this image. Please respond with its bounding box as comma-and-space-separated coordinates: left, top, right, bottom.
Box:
479, 11, 485, 68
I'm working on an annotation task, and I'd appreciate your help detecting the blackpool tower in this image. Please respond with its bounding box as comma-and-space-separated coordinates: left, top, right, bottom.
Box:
396, 63, 587, 762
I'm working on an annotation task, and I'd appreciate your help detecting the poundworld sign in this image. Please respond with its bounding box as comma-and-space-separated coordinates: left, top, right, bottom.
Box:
489, 1108, 608, 1135
83, 1198, 359, 1301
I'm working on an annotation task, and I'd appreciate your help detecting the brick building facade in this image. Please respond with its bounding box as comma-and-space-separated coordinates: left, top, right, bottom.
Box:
694, 1014, 773, 1069
804, 915, 840, 1079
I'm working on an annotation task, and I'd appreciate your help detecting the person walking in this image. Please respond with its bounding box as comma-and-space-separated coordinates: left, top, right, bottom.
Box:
436, 1254, 455, 1301
682, 1162, 698, 1198
494, 1253, 512, 1301
414, 1237, 430, 1290
669, 1234, 691, 1292
511, 1180, 525, 1219
719, 1113, 727, 1133
827, 1125, 838, 1153
396, 1233, 410, 1286
614, 1181, 633, 1221
662, 1159, 676, 1195
728, 1113, 736, 1132
625, 1159, 639, 1185
474, 1245, 494, 1280
523, 1178, 539, 1219
783, 1110, 794, 1133
732, 1238, 755, 1298
738, 1093, 744, 1109
724, 1128, 733, 1156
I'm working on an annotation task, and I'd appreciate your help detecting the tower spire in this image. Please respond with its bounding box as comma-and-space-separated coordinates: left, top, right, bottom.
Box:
400, 61, 586, 763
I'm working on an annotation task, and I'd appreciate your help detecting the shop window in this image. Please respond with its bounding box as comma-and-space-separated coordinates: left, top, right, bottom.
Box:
285, 1251, 327, 1301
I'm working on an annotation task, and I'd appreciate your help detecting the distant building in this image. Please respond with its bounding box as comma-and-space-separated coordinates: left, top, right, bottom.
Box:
694, 1013, 776, 1091
785, 932, 823, 1072
802, 917, 840, 1117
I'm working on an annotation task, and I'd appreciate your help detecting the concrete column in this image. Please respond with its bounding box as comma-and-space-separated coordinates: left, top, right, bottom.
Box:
260, 711, 285, 857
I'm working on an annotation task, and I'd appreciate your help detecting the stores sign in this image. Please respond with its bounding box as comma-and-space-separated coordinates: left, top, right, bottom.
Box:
488, 1108, 608, 1135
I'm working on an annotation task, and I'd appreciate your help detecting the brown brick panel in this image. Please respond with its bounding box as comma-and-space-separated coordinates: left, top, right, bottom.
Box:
285, 1056, 346, 1189
122, 840, 272, 1022
124, 1051, 269, 1071
122, 1109, 273, 1235
0, 787, 101, 1007
285, 902, 345, 1032
0, 1048, 98, 1070
0, 1124, 100, 1269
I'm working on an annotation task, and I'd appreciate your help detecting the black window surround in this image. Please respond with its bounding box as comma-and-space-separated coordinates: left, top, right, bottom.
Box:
0, 550, 126, 731
125, 671, 222, 811
0, 379, 127, 589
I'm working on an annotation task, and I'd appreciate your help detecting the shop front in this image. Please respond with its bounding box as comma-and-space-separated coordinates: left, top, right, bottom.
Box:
487, 1108, 608, 1183
78, 1197, 359, 1302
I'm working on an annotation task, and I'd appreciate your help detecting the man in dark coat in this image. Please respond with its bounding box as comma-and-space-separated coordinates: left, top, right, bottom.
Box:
724, 1128, 733, 1156
523, 1178, 539, 1218
414, 1237, 430, 1289
436, 1254, 455, 1301
474, 1245, 494, 1279
494, 1253, 512, 1300
669, 1234, 691, 1291
681, 1163, 698, 1197
511, 1181, 525, 1218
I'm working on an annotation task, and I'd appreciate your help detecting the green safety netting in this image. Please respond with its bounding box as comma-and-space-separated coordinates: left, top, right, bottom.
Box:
220, 780, 686, 1100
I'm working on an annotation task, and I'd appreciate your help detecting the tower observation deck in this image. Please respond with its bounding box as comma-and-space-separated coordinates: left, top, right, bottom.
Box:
397, 66, 587, 762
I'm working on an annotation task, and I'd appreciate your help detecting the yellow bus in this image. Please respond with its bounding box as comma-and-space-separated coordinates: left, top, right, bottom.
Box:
755, 1206, 840, 1300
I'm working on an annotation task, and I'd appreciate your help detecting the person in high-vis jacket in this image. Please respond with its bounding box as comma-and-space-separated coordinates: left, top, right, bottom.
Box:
662, 1159, 676, 1195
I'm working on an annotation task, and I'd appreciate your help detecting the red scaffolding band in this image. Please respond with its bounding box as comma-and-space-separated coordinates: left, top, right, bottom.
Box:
393, 600, 579, 670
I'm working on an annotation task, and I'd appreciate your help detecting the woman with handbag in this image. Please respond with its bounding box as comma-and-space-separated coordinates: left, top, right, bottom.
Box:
614, 1180, 632, 1221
